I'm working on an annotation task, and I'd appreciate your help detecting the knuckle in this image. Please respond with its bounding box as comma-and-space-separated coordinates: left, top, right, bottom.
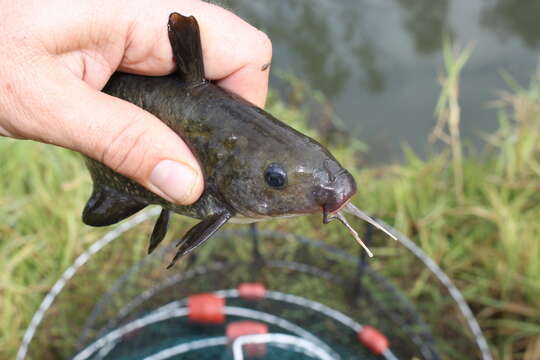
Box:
99, 115, 148, 179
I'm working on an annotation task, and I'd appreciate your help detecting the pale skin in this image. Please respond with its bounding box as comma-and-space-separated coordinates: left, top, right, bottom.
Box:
0, 0, 272, 204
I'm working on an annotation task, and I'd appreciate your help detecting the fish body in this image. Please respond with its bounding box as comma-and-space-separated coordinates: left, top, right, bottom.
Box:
83, 13, 359, 266
87, 73, 347, 221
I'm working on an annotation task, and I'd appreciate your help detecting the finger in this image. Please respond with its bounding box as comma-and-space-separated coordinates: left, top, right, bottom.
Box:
216, 63, 270, 108
118, 0, 272, 107
12, 70, 204, 205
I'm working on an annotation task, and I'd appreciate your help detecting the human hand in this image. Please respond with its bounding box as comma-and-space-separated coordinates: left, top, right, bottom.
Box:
0, 0, 272, 204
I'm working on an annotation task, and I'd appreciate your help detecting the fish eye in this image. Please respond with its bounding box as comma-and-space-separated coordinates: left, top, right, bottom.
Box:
264, 163, 287, 189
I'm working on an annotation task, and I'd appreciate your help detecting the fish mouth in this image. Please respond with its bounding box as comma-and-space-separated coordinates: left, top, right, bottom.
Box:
322, 201, 349, 224
315, 170, 357, 218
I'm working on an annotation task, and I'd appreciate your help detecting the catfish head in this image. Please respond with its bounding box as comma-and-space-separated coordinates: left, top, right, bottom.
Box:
212, 115, 357, 222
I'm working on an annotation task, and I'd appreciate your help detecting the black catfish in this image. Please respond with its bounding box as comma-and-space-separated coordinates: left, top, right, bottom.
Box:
83, 13, 394, 268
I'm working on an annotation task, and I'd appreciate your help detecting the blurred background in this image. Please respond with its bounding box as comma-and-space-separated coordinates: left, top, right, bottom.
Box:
228, 0, 540, 163
1, 0, 540, 359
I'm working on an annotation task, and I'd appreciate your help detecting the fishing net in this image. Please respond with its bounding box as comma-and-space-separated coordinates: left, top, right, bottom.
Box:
18, 209, 491, 360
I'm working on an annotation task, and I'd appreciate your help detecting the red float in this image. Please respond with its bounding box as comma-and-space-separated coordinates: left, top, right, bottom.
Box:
227, 321, 268, 358
187, 293, 225, 324
238, 283, 267, 301
357, 326, 390, 355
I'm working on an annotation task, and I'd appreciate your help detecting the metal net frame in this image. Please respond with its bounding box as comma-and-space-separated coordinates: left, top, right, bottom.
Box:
17, 208, 492, 360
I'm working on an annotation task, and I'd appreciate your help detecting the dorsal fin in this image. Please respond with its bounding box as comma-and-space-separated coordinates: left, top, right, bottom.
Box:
83, 185, 147, 227
168, 12, 205, 84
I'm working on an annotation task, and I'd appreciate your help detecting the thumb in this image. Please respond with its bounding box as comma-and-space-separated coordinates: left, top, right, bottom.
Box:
17, 74, 204, 205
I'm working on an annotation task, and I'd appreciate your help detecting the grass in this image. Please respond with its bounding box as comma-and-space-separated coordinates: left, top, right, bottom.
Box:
1, 59, 540, 359
430, 35, 473, 201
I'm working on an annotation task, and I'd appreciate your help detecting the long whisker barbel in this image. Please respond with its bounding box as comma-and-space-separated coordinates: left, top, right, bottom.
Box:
343, 203, 397, 241
335, 212, 373, 257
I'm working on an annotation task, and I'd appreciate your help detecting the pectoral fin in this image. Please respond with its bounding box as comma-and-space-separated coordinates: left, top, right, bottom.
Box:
168, 13, 205, 84
148, 209, 170, 254
83, 185, 146, 226
167, 211, 232, 269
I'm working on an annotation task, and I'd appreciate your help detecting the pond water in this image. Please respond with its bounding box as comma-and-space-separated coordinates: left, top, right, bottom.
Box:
224, 0, 540, 163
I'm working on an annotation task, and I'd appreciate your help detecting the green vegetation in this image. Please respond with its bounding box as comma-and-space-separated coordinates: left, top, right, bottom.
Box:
1, 61, 539, 359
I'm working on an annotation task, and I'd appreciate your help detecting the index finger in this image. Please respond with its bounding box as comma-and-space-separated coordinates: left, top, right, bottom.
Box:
119, 0, 272, 108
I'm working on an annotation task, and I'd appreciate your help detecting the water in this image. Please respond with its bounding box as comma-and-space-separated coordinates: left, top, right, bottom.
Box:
224, 0, 540, 163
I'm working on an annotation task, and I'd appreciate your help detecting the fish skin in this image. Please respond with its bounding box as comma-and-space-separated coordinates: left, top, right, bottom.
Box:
83, 13, 357, 262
